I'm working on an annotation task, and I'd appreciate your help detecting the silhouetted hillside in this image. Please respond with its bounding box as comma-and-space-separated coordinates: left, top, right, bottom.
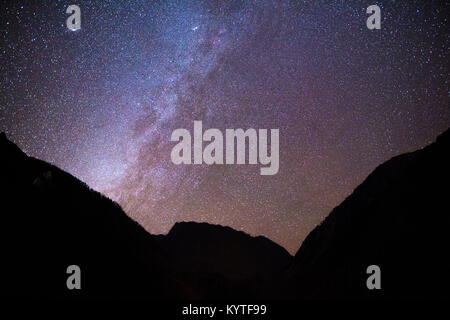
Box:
1, 128, 449, 300
0, 132, 179, 298
281, 128, 450, 299
0, 131, 291, 298
156, 221, 292, 298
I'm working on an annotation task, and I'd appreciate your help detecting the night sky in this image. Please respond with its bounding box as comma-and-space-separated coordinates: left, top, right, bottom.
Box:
1, 0, 448, 254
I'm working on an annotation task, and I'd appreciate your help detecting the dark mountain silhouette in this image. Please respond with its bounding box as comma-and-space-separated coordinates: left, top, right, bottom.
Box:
281, 128, 450, 299
0, 131, 290, 298
1, 128, 449, 299
155, 221, 292, 298
0, 132, 178, 298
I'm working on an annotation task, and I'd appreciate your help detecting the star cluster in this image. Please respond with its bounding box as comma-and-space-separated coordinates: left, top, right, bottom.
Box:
1, 0, 448, 253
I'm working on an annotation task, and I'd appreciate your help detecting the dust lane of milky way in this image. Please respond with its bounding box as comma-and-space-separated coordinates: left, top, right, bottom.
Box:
1, 1, 448, 254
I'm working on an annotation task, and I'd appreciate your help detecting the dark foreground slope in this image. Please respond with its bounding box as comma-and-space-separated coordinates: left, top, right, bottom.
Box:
156, 222, 291, 299
282, 129, 450, 299
0, 131, 291, 298
0, 132, 177, 298
1, 127, 449, 300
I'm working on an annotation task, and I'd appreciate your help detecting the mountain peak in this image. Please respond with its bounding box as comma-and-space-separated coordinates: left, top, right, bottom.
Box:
283, 126, 450, 299
170, 221, 241, 235
168, 221, 291, 257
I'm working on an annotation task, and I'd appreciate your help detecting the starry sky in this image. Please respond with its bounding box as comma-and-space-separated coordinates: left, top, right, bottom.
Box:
1, 0, 449, 254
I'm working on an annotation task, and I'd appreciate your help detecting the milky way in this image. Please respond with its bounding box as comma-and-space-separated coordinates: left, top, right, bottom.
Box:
1, 0, 449, 253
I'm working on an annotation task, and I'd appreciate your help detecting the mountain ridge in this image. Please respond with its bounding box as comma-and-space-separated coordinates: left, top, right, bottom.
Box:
1, 127, 449, 299
0, 132, 291, 298
282, 127, 450, 299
